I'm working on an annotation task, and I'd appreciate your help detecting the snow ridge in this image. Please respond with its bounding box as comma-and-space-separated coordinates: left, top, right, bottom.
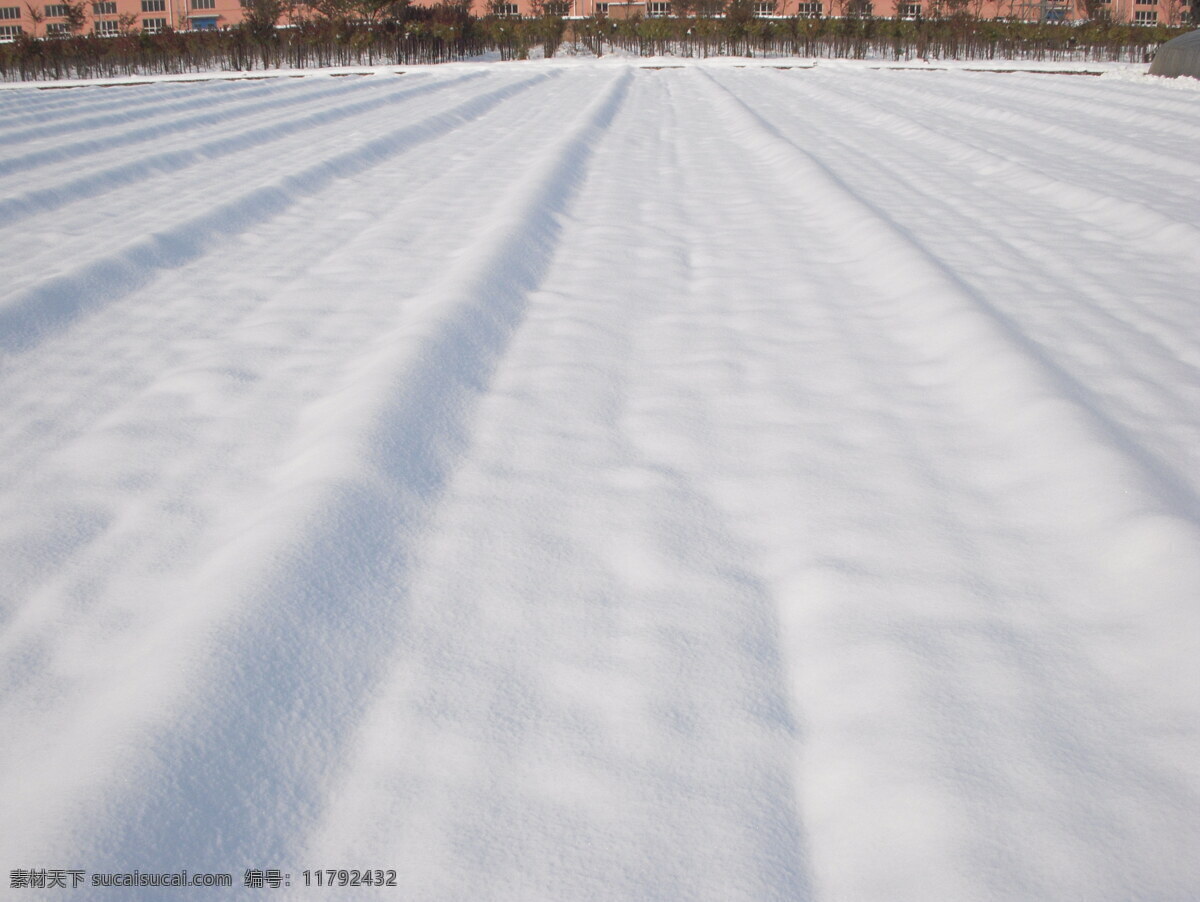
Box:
0, 74, 481, 225
0, 71, 550, 355
0, 65, 631, 872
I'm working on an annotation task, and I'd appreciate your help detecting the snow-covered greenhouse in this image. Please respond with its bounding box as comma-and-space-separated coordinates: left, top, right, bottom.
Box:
1150, 30, 1200, 78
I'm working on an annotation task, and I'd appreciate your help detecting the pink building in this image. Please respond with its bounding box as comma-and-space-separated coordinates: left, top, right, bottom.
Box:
0, 0, 1191, 44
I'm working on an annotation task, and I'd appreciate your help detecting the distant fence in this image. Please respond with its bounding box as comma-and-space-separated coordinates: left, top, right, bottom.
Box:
0, 9, 1190, 81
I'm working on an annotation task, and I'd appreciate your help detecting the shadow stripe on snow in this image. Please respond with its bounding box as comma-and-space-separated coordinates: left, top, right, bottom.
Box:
26, 68, 634, 869
887, 68, 1200, 140
0, 74, 312, 146
762, 70, 1200, 260
0, 72, 482, 226
0, 70, 553, 360
741, 72, 1200, 374
0, 81, 232, 132
0, 72, 420, 178
762, 74, 1200, 389
699, 69, 1200, 530
836, 71, 1200, 185
0, 77, 264, 130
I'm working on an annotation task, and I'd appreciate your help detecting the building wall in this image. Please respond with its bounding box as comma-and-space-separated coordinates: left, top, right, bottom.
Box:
0, 0, 1192, 43
0, 0, 244, 38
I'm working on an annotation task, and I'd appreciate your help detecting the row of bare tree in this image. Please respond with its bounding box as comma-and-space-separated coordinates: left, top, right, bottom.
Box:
2, 2, 1192, 80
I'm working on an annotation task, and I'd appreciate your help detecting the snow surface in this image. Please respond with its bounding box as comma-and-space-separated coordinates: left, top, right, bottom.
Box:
1, 60, 1199, 900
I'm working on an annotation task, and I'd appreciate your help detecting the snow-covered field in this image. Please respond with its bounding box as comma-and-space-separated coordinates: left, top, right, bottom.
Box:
2, 60, 1199, 900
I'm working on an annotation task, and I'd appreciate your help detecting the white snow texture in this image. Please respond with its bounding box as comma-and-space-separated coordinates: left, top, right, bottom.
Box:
1, 60, 1199, 901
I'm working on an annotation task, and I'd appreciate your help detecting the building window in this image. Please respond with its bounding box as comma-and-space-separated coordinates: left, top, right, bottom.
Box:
142, 0, 165, 9
94, 16, 119, 31
795, 0, 821, 12
753, 0, 774, 12
45, 20, 69, 31
1133, 0, 1155, 5
0, 22, 23, 37
899, 1, 919, 14
0, 5, 20, 17
1133, 7, 1157, 18
45, 3, 70, 15
648, 0, 669, 13
93, 1, 115, 11
191, 0, 215, 9
595, 0, 608, 8
142, 14, 166, 27
491, 1, 518, 12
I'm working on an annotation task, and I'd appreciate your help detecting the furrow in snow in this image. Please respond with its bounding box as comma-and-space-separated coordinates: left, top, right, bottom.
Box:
629, 70, 1016, 901
771, 71, 1200, 261
0, 70, 554, 357
703, 69, 1200, 525
766, 70, 1200, 323
691, 67, 1200, 900
0, 71, 598, 504
1056, 70, 1200, 117
0, 72, 529, 300
0, 76, 278, 128
741, 70, 1200, 479
0, 74, 317, 149
0, 72, 418, 186
0, 72, 478, 226
848, 73, 1200, 209
0, 66, 632, 872
300, 69, 810, 902
884, 69, 1200, 157
0, 80, 222, 131
0, 66, 605, 626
